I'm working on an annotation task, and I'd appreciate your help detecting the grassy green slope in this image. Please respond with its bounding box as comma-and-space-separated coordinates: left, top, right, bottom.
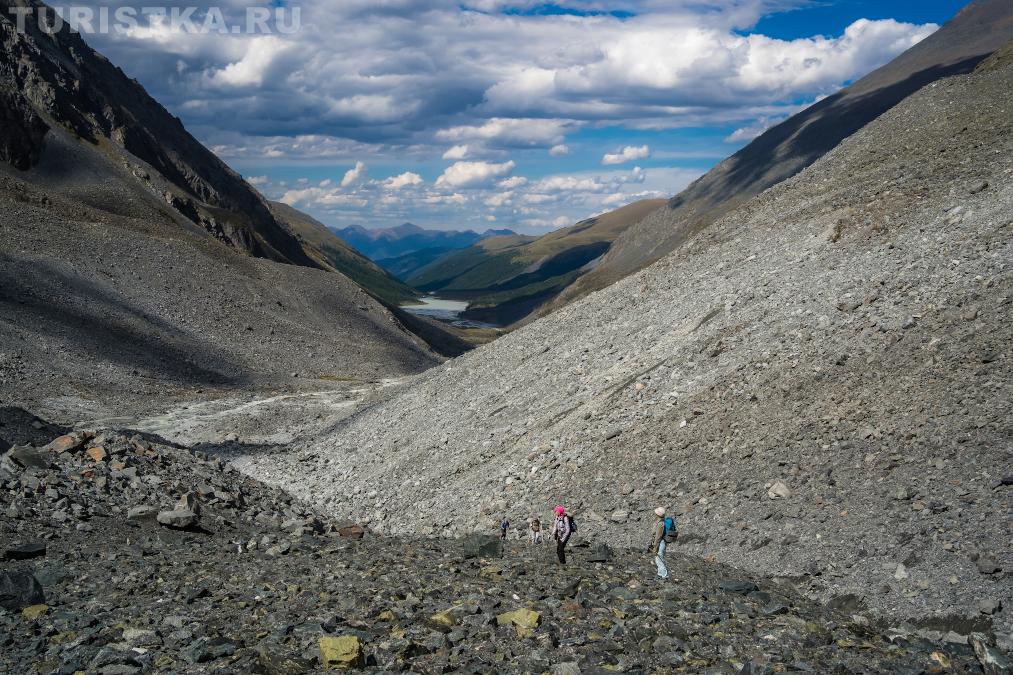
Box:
407, 234, 534, 292
406, 199, 666, 319
269, 201, 420, 306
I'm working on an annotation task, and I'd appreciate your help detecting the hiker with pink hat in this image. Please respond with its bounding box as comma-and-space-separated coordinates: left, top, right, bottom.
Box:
552, 505, 573, 565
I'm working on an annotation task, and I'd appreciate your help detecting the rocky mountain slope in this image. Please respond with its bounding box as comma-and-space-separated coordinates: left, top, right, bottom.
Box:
407, 199, 667, 326
2, 422, 1007, 674
0, 162, 443, 419
251, 47, 1013, 635
0, 1, 458, 418
546, 0, 1013, 317
0, 0, 315, 267
269, 202, 420, 306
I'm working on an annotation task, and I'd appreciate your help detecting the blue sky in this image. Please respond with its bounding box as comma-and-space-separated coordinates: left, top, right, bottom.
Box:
65, 1, 962, 233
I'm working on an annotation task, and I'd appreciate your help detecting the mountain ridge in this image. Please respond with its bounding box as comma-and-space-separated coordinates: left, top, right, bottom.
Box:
333, 222, 518, 266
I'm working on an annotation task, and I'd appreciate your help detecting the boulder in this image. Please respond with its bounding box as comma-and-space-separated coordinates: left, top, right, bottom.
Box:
0, 571, 45, 611
587, 544, 613, 563
719, 580, 759, 595
46, 434, 85, 454
461, 534, 502, 559
337, 524, 365, 540
175, 492, 201, 515
156, 509, 198, 529
3, 541, 46, 560
319, 635, 365, 669
429, 607, 465, 629
127, 505, 159, 521
2, 445, 52, 472
256, 644, 312, 674
970, 633, 1012, 675
767, 481, 792, 499
86, 446, 107, 462
21, 603, 49, 620
497, 608, 542, 629
976, 557, 1002, 575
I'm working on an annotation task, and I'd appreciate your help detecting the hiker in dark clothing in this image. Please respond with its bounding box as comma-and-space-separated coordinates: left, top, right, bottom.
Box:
500, 517, 509, 540
553, 505, 571, 564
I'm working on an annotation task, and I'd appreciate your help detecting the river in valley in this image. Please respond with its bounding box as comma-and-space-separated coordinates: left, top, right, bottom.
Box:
400, 296, 498, 328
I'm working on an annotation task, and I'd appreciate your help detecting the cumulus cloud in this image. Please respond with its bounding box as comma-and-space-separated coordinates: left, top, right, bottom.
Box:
246, 175, 268, 186
383, 171, 424, 189
442, 145, 471, 160
532, 166, 645, 194
340, 161, 368, 188
498, 176, 528, 189
484, 192, 514, 207
74, 2, 940, 232
436, 160, 516, 188
79, 4, 936, 155
280, 187, 368, 208
206, 36, 290, 88
436, 118, 569, 148
602, 145, 651, 165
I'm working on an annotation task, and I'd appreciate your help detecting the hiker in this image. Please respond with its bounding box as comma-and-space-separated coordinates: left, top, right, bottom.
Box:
553, 505, 572, 564
650, 506, 675, 580
529, 516, 542, 544
500, 517, 509, 541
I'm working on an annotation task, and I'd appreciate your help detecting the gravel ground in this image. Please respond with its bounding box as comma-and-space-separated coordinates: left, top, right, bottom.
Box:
2, 426, 1008, 674
244, 50, 1013, 635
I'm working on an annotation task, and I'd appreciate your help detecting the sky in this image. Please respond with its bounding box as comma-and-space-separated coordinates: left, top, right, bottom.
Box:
61, 0, 968, 234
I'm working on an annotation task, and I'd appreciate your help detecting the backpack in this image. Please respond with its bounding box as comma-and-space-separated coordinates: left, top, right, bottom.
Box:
663, 516, 678, 542
567, 515, 577, 534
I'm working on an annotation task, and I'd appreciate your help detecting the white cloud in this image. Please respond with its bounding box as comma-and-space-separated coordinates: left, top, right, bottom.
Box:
436, 160, 516, 188
497, 176, 527, 189
442, 145, 471, 160
85, 5, 936, 156
340, 161, 368, 188
206, 36, 289, 88
424, 193, 468, 205
602, 145, 650, 165
549, 144, 570, 157
484, 192, 514, 207
81, 3, 940, 233
436, 118, 569, 148
601, 189, 667, 206
383, 171, 424, 189
532, 166, 645, 194
280, 187, 368, 208
246, 175, 268, 186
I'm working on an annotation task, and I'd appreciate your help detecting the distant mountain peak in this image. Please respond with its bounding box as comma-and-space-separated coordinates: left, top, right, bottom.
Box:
390, 222, 426, 236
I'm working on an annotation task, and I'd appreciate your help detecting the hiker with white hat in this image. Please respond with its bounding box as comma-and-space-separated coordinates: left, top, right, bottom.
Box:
650, 506, 671, 580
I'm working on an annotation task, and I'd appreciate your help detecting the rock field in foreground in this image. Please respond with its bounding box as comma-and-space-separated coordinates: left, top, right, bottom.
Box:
2, 426, 1011, 674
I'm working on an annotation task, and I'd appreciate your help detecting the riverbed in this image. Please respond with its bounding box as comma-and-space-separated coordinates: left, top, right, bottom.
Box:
400, 296, 497, 328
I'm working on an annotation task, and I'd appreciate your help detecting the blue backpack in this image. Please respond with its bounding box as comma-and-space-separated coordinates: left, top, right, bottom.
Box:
663, 516, 678, 542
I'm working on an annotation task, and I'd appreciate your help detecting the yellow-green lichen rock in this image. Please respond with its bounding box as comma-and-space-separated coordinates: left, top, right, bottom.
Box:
429, 610, 459, 628
22, 604, 49, 621
496, 609, 542, 629
319, 635, 365, 669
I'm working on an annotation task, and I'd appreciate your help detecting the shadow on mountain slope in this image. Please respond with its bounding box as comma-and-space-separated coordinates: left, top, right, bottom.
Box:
0, 254, 240, 386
